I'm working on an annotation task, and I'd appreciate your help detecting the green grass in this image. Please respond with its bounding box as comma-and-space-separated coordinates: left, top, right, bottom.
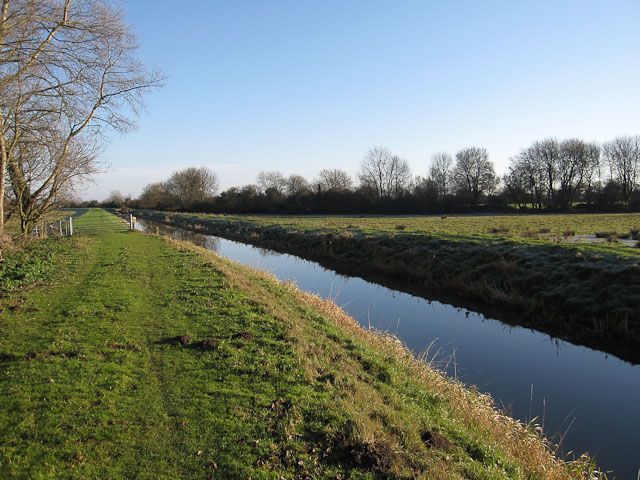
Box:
197, 212, 640, 257
0, 209, 597, 479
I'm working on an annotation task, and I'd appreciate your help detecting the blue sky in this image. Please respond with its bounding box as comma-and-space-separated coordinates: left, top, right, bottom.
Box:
90, 0, 640, 199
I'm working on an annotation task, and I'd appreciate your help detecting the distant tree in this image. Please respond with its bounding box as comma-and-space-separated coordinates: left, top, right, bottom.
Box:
428, 152, 453, 200
556, 139, 600, 210
317, 168, 353, 192
359, 146, 412, 199
603, 135, 640, 206
256, 170, 286, 195
451, 147, 498, 205
507, 147, 548, 209
389, 156, 412, 198
106, 190, 126, 208
285, 174, 311, 197
138, 182, 169, 209
412, 176, 439, 205
165, 167, 218, 209
531, 139, 561, 208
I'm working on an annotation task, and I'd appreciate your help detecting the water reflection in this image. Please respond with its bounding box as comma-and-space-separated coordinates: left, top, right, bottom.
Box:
138, 219, 640, 479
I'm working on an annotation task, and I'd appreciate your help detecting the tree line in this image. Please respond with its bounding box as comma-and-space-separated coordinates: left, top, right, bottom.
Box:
111, 135, 640, 214
0, 0, 161, 235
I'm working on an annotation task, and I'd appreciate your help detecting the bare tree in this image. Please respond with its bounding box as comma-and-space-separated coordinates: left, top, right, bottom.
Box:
316, 168, 352, 192
506, 149, 546, 209
256, 170, 286, 195
603, 135, 640, 206
359, 146, 411, 198
165, 167, 218, 209
285, 174, 310, 197
531, 139, 561, 208
359, 146, 392, 198
0, 0, 163, 233
451, 147, 498, 205
389, 155, 412, 198
106, 190, 125, 207
555, 139, 600, 210
428, 152, 453, 200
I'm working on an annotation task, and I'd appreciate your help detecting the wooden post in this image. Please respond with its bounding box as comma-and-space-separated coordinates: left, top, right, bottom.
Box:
68, 217, 73, 236
59, 220, 63, 236
129, 214, 134, 230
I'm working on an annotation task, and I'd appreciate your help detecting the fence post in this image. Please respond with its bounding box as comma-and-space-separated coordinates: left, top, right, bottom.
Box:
69, 216, 73, 236
59, 220, 63, 236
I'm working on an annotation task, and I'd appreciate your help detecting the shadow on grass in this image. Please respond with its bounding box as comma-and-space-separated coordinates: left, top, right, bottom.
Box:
155, 335, 217, 351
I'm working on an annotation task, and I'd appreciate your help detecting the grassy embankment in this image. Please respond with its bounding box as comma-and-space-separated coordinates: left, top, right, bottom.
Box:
133, 211, 640, 363
0, 209, 598, 479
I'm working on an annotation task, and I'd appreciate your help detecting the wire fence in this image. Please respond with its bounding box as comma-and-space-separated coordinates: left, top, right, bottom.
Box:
30, 217, 75, 238
29, 210, 137, 237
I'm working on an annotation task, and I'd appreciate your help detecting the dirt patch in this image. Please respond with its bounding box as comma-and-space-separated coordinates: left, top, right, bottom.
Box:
349, 440, 394, 471
421, 430, 455, 451
191, 339, 216, 351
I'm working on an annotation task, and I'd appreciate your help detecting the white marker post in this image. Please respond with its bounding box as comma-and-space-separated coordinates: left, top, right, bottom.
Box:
68, 217, 73, 236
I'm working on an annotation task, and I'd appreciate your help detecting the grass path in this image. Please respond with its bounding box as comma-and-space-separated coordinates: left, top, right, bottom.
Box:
0, 210, 597, 479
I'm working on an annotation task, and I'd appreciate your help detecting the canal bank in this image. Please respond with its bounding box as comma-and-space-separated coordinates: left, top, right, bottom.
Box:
137, 216, 640, 479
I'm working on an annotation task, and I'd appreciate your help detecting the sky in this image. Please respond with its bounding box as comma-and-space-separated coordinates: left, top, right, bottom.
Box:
88, 0, 640, 200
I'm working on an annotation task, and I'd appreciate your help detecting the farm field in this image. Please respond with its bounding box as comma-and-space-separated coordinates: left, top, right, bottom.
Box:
0, 209, 596, 479
202, 212, 640, 255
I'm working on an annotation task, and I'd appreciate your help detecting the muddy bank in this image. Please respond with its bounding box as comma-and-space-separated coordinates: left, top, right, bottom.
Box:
133, 210, 640, 364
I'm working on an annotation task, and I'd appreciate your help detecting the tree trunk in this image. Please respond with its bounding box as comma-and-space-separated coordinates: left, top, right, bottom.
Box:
0, 114, 7, 238
0, 0, 11, 238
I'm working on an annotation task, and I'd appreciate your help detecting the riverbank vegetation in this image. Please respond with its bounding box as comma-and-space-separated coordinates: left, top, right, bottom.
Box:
0, 209, 600, 478
134, 210, 640, 363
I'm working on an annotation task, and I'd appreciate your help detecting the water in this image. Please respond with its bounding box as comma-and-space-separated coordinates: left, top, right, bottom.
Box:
139, 220, 640, 478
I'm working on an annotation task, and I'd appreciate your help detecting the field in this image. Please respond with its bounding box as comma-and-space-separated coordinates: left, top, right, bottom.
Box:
207, 212, 640, 256
0, 209, 597, 479
134, 210, 640, 363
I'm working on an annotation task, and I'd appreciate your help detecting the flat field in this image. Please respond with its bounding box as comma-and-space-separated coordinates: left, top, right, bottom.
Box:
207, 212, 640, 255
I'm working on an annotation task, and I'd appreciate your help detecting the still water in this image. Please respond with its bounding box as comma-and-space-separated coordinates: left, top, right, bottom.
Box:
139, 220, 640, 478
